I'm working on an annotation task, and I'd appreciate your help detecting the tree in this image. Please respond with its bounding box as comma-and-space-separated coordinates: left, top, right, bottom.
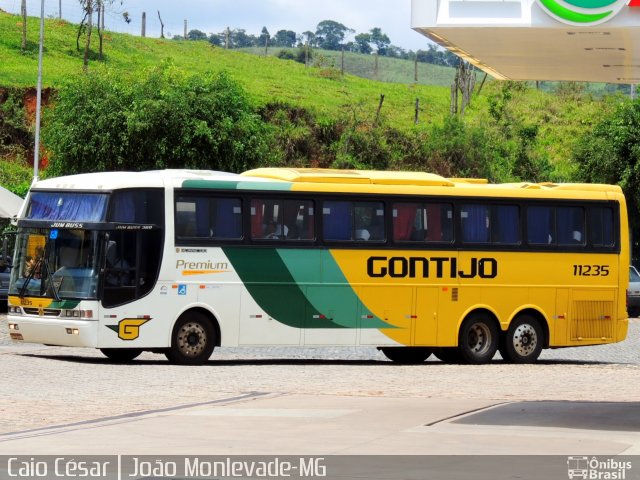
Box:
43, 63, 277, 175
301, 31, 316, 47
353, 33, 372, 54
369, 27, 390, 55
259, 26, 270, 53
76, 0, 126, 68
187, 29, 207, 41
315, 20, 352, 51
573, 99, 640, 257
273, 30, 297, 48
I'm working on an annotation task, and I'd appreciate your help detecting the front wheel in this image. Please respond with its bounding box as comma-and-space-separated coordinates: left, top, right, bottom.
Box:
458, 313, 499, 364
100, 348, 142, 363
165, 311, 216, 365
379, 347, 432, 364
500, 315, 543, 364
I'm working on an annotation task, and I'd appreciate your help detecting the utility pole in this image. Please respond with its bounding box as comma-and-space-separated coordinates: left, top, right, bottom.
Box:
34, 0, 45, 183
141, 12, 146, 37
184, 19, 187, 40
21, 0, 27, 51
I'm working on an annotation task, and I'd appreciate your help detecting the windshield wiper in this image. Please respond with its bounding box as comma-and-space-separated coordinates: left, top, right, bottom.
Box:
41, 256, 61, 302
18, 255, 60, 302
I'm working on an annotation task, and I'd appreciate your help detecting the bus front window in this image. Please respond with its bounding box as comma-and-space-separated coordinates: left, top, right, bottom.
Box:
10, 228, 103, 300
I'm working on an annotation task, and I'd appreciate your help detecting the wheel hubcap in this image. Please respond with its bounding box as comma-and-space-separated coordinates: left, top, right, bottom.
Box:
177, 322, 207, 357
468, 323, 492, 355
512, 324, 537, 357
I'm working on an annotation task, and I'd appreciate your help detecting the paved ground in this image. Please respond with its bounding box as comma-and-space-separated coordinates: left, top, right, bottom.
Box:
0, 314, 639, 459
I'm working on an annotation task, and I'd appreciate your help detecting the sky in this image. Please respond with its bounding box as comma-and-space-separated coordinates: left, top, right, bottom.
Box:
0, 0, 432, 51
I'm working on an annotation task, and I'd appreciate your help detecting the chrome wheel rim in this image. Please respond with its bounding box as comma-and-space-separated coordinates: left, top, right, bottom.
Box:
177, 322, 208, 358
467, 322, 492, 356
512, 324, 538, 357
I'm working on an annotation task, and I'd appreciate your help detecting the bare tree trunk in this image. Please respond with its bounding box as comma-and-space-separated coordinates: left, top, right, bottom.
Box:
141, 12, 146, 37
157, 11, 165, 39
450, 61, 476, 115
83, 1, 93, 71
21, 0, 27, 51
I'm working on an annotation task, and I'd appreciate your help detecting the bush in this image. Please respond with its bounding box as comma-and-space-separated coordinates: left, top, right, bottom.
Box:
43, 62, 278, 175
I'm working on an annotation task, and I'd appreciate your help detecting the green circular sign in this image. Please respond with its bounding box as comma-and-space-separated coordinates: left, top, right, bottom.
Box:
536, 0, 629, 25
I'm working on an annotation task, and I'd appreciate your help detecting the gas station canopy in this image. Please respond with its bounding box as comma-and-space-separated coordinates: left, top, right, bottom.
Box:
411, 0, 640, 83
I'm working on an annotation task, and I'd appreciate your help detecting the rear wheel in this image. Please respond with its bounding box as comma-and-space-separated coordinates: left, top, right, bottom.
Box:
100, 348, 142, 363
458, 313, 499, 364
500, 315, 543, 364
379, 347, 432, 364
165, 311, 216, 365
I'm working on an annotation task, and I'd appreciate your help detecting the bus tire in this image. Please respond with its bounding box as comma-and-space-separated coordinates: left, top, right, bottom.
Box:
379, 347, 432, 364
165, 311, 216, 365
501, 315, 543, 364
100, 348, 142, 363
433, 347, 464, 364
458, 313, 499, 364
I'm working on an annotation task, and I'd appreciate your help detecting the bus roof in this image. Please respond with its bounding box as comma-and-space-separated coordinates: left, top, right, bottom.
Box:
30, 168, 624, 200
241, 168, 623, 198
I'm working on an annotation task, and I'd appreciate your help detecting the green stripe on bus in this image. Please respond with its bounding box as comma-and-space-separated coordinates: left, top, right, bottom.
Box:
222, 247, 345, 329
277, 249, 392, 329
182, 180, 292, 191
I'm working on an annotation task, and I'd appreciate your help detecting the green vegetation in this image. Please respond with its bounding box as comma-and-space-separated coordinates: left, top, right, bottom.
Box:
44, 65, 275, 175
0, 9, 634, 218
574, 101, 640, 256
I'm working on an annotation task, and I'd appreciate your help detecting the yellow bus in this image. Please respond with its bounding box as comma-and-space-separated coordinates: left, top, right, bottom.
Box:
7, 168, 630, 364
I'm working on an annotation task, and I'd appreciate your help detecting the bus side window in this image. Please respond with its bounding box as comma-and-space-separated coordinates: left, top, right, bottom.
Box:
590, 207, 614, 247
323, 201, 352, 241
461, 204, 490, 243
557, 207, 584, 246
527, 206, 554, 245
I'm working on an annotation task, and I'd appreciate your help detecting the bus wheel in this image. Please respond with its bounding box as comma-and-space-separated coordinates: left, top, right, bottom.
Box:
501, 315, 543, 364
458, 313, 498, 364
165, 311, 216, 365
379, 347, 432, 364
433, 348, 464, 364
100, 348, 142, 363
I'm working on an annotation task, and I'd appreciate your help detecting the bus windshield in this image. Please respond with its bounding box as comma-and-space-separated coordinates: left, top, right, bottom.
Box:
9, 228, 104, 300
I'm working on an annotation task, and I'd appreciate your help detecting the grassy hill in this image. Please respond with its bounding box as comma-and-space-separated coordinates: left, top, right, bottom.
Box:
239, 47, 457, 87
0, 11, 451, 129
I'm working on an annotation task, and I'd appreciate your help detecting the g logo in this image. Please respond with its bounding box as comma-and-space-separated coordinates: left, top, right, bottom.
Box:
536, 0, 629, 25
107, 318, 150, 340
